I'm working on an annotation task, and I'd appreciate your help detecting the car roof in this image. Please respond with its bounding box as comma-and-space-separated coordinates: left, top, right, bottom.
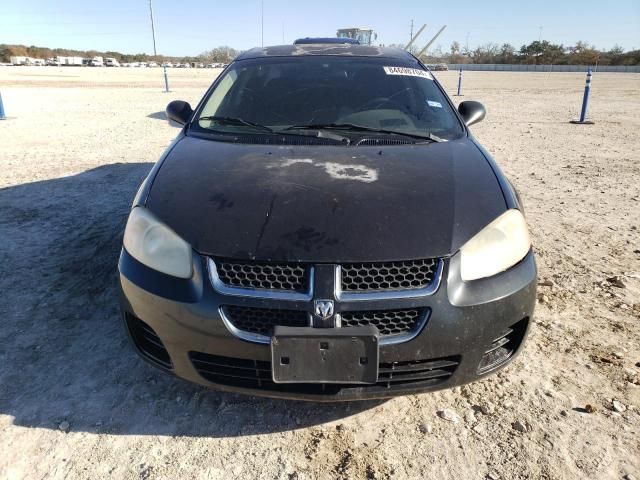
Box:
236, 44, 415, 61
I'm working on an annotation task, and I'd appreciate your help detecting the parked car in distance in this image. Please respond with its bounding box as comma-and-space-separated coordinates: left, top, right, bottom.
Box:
426, 63, 449, 71
119, 43, 536, 401
105, 57, 120, 67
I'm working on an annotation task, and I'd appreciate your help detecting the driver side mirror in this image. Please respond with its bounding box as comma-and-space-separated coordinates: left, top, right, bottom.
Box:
166, 100, 193, 125
458, 101, 486, 127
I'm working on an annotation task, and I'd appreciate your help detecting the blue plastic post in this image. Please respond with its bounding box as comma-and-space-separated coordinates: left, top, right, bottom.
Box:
0, 92, 5, 120
579, 69, 592, 122
455, 69, 463, 96
570, 69, 594, 124
163, 66, 170, 93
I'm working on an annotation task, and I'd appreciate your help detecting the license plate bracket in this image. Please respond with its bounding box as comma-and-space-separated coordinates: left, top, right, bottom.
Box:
271, 326, 379, 384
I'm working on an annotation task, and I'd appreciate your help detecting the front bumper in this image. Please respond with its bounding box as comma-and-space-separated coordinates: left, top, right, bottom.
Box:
118, 249, 536, 401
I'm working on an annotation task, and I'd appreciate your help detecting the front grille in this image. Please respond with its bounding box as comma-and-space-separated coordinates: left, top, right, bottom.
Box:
341, 308, 427, 336
211, 257, 441, 345
125, 314, 172, 369
214, 258, 310, 293
477, 318, 529, 374
211, 258, 440, 294
340, 258, 439, 292
189, 352, 459, 394
377, 357, 459, 387
222, 305, 309, 337
222, 305, 426, 339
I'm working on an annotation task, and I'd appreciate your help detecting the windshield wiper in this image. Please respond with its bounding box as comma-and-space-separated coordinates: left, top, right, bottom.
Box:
198, 116, 275, 133
282, 123, 444, 142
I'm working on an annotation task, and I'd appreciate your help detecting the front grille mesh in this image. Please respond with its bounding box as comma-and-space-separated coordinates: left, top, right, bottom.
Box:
222, 305, 425, 338
340, 259, 438, 292
212, 257, 440, 345
215, 259, 309, 292
341, 308, 426, 336
212, 258, 439, 293
222, 305, 309, 336
189, 352, 460, 394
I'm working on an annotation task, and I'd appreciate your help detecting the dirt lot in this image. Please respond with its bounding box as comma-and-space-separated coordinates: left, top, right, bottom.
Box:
0, 66, 639, 480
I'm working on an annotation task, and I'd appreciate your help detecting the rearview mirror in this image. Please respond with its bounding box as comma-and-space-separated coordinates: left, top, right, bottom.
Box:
166, 100, 193, 125
458, 101, 486, 127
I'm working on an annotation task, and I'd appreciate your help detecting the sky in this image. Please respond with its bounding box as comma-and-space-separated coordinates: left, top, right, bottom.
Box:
2, 0, 639, 56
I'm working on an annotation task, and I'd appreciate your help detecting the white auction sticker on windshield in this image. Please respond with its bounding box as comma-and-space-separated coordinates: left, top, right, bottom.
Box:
383, 66, 433, 79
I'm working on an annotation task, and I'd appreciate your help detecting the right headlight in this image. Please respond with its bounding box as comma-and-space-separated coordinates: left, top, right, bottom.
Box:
123, 207, 193, 279
460, 209, 531, 282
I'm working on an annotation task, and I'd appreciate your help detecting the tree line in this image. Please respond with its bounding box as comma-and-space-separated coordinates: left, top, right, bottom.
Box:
415, 40, 639, 66
2, 41, 638, 66
0, 44, 239, 64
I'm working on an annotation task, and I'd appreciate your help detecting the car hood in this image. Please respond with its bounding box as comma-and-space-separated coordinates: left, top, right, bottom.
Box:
145, 135, 506, 262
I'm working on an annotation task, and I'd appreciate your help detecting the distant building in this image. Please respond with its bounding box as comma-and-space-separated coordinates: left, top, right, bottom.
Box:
336, 28, 376, 45
10, 56, 28, 65
10, 56, 45, 66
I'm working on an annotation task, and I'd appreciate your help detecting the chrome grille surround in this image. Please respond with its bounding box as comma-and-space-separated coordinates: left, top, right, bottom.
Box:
208, 257, 443, 346
336, 260, 443, 301
208, 258, 314, 300
340, 258, 440, 292
220, 305, 311, 344
215, 258, 309, 292
220, 306, 430, 346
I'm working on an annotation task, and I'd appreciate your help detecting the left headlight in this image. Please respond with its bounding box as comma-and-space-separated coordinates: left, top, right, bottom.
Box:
460, 209, 531, 281
123, 207, 193, 278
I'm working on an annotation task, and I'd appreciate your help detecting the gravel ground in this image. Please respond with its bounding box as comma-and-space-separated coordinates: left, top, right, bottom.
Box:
0, 66, 639, 480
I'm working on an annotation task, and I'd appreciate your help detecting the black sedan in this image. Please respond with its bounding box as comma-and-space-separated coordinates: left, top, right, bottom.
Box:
119, 43, 536, 400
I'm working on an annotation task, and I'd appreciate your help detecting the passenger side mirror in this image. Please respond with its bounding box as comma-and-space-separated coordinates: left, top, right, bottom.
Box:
166, 100, 193, 125
458, 101, 486, 127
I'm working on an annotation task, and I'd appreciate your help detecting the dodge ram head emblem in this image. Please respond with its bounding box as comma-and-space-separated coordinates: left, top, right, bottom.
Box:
314, 300, 334, 319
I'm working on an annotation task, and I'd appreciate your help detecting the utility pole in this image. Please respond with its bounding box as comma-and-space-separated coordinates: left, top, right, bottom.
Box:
148, 0, 169, 92
410, 19, 414, 46
261, 0, 264, 47
149, 0, 157, 56
538, 26, 543, 42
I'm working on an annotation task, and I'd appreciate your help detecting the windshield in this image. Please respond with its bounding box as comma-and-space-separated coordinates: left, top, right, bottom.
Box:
192, 56, 464, 142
